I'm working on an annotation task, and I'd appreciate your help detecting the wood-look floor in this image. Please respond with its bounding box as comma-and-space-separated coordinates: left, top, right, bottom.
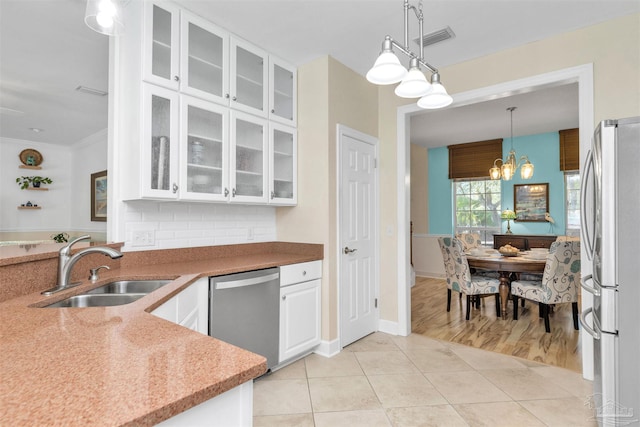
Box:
411, 276, 582, 373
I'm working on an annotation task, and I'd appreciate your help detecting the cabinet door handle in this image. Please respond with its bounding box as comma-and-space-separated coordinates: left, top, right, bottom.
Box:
271, 191, 275, 199
224, 188, 229, 197
225, 93, 230, 99
282, 295, 286, 300
232, 188, 237, 197
271, 109, 275, 113
232, 96, 237, 101
172, 183, 178, 193
174, 75, 180, 82
343, 247, 357, 254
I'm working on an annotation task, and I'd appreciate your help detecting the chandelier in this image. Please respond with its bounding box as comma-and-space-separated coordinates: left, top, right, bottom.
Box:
489, 107, 534, 181
366, 0, 453, 109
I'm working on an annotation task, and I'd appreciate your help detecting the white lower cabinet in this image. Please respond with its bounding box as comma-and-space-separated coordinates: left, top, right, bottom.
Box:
157, 380, 252, 427
279, 261, 322, 363
151, 277, 208, 335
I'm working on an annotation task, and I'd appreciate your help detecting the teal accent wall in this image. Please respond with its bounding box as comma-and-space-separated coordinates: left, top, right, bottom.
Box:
427, 147, 453, 234
427, 132, 566, 236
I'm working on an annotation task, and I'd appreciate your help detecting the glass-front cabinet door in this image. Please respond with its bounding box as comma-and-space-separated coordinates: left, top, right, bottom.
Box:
230, 37, 268, 118
180, 96, 229, 201
269, 58, 297, 126
269, 123, 297, 205
144, 2, 180, 91
230, 111, 268, 203
180, 12, 229, 105
142, 83, 179, 199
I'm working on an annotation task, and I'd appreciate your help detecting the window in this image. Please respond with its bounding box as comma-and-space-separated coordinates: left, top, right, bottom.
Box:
565, 172, 581, 234
454, 179, 501, 245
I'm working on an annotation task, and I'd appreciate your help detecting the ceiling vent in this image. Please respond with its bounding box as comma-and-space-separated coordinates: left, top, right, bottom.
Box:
413, 26, 456, 48
75, 86, 108, 97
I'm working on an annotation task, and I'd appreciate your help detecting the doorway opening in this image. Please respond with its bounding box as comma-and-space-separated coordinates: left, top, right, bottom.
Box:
395, 64, 595, 376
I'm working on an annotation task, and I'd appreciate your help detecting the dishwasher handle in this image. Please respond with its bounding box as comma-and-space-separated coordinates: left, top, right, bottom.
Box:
213, 272, 280, 290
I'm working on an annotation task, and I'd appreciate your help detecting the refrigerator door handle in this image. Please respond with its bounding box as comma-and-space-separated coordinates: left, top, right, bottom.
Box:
580, 307, 601, 340
581, 274, 600, 296
580, 148, 595, 259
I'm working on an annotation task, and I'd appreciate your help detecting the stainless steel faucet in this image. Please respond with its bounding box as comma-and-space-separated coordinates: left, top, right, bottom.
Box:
42, 235, 123, 295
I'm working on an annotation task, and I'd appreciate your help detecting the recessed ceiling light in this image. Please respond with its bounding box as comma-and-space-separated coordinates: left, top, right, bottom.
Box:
75, 85, 108, 96
29, 128, 44, 133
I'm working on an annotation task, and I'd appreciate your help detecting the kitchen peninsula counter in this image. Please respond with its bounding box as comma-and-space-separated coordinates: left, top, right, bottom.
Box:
0, 242, 323, 426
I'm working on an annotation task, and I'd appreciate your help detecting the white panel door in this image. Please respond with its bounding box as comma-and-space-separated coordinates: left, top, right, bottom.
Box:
340, 128, 378, 347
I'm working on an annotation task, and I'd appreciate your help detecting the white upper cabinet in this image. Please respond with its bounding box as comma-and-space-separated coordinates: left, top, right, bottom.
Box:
141, 83, 180, 199
144, 2, 181, 90
230, 111, 269, 204
180, 95, 230, 201
180, 11, 230, 104
269, 123, 297, 205
230, 37, 269, 118
269, 58, 297, 126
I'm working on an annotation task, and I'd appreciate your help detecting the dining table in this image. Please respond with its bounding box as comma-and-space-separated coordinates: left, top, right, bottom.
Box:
467, 251, 547, 319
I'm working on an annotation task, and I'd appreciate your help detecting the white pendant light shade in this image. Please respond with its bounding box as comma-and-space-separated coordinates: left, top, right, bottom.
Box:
366, 37, 407, 85
85, 0, 124, 36
394, 58, 431, 98
366, 51, 407, 85
417, 73, 452, 109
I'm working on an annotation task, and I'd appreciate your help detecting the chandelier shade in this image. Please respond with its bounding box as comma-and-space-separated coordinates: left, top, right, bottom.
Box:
85, 0, 124, 36
366, 0, 452, 110
366, 38, 408, 85
394, 58, 431, 98
417, 72, 453, 109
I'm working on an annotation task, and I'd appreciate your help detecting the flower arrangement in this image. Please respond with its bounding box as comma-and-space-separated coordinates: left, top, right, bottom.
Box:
16, 176, 53, 190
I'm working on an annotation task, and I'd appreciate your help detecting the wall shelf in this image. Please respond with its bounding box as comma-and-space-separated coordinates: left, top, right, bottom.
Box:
26, 187, 48, 191
18, 206, 42, 210
19, 165, 42, 170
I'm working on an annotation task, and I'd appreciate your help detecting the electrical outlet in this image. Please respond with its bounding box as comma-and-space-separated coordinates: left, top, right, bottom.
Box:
132, 230, 155, 247
247, 227, 254, 241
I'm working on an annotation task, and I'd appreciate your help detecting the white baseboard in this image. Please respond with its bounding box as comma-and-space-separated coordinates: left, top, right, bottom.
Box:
416, 270, 445, 279
378, 319, 399, 335
313, 338, 341, 358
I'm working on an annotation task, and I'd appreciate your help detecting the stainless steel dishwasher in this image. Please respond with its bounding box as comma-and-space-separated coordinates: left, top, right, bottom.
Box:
209, 268, 280, 371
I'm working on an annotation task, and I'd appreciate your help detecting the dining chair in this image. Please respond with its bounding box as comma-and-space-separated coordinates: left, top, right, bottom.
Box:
455, 232, 482, 252
438, 237, 501, 320
511, 241, 581, 333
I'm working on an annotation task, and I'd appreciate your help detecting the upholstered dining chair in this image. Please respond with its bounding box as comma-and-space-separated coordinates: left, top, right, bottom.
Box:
455, 232, 482, 252
511, 241, 581, 333
438, 237, 501, 320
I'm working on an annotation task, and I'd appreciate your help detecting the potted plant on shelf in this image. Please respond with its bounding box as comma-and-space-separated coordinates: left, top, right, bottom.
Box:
16, 176, 53, 189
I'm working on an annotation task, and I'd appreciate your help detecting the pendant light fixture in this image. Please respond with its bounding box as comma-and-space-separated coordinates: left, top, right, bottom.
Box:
489, 107, 534, 181
85, 0, 124, 36
366, 0, 453, 109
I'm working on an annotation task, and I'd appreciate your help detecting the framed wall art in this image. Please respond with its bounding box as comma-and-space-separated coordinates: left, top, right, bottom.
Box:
91, 170, 107, 222
514, 183, 548, 222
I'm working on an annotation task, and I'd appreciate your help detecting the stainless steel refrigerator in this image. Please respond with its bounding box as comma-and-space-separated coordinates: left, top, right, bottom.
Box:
580, 116, 640, 427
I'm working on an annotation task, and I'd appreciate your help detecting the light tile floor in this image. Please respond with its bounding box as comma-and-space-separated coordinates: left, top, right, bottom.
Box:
253, 332, 597, 427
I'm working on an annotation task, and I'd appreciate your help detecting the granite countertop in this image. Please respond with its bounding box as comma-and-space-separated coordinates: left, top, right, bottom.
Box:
0, 242, 323, 426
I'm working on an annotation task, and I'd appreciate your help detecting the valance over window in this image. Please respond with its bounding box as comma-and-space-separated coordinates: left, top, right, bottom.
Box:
559, 128, 579, 171
448, 139, 503, 179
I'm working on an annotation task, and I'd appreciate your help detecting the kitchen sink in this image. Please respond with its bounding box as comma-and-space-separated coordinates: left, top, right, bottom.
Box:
45, 293, 147, 308
85, 280, 171, 295
43, 279, 172, 308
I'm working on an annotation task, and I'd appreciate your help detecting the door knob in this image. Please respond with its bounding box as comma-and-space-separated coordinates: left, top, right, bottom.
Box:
343, 247, 357, 254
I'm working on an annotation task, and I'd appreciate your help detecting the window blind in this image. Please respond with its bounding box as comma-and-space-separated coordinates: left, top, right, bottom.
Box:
448, 139, 503, 179
559, 128, 579, 171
